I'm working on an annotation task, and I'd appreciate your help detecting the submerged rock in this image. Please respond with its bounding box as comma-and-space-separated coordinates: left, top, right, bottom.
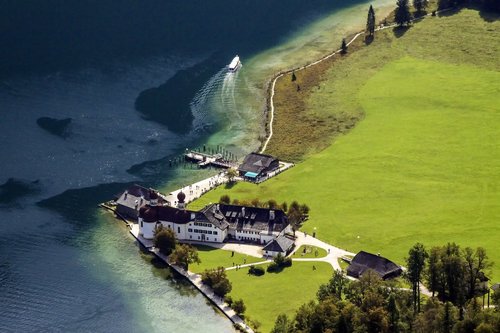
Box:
134, 55, 221, 135
36, 117, 72, 138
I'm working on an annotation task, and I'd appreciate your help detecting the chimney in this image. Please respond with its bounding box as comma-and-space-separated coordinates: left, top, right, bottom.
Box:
241, 207, 245, 217
124, 191, 128, 199
269, 210, 275, 220
191, 213, 195, 221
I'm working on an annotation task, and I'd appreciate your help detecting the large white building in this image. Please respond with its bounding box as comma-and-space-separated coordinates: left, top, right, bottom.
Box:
137, 191, 294, 256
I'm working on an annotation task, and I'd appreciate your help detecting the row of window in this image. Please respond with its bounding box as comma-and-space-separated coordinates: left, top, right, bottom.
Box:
193, 222, 213, 228
238, 230, 259, 235
188, 228, 218, 235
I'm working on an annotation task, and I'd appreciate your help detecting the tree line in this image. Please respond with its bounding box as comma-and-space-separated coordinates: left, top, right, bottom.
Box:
271, 243, 498, 333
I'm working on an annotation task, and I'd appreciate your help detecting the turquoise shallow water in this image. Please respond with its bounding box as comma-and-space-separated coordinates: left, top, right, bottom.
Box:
0, 1, 394, 331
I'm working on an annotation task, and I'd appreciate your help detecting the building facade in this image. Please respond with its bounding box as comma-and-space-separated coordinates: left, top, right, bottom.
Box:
137, 192, 293, 255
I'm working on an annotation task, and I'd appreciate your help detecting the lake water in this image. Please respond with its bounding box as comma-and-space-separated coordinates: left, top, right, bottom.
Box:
0, 1, 394, 331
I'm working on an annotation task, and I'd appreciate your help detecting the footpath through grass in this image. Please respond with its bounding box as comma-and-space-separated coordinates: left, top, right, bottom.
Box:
190, 9, 500, 282
227, 262, 332, 332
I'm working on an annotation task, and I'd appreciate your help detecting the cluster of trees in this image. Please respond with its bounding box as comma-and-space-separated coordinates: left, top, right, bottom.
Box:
268, 253, 293, 273
407, 243, 492, 313
272, 243, 498, 333
153, 225, 201, 270
201, 266, 232, 297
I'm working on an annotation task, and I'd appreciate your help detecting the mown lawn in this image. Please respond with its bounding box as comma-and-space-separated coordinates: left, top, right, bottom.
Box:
292, 245, 328, 258
227, 262, 332, 332
189, 9, 500, 282
190, 245, 262, 274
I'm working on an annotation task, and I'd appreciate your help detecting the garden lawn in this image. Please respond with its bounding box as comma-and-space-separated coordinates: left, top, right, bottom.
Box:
227, 262, 332, 332
293, 245, 327, 258
190, 245, 262, 273
190, 10, 500, 281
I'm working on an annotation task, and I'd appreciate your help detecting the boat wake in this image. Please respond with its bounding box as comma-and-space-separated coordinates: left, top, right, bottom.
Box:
190, 67, 241, 133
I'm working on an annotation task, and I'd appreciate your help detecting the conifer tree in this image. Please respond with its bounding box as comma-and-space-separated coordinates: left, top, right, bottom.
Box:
395, 0, 412, 26
413, 0, 428, 14
341, 38, 348, 54
366, 5, 376, 36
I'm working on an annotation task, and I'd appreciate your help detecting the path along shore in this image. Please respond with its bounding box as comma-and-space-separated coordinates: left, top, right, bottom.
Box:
260, 8, 453, 154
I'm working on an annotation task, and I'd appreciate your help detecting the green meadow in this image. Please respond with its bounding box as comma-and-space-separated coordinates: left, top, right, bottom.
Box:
226, 262, 332, 332
190, 245, 262, 273
190, 9, 500, 282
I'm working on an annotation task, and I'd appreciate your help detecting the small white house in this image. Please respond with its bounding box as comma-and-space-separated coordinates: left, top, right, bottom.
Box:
263, 235, 295, 257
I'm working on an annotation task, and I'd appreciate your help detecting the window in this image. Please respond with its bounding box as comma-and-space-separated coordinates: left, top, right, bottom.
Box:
190, 236, 192, 239
140, 221, 143, 228
188, 228, 192, 232
177, 227, 180, 233
213, 231, 218, 235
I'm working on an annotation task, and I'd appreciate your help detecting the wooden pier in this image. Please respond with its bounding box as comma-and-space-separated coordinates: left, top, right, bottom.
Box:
184, 150, 237, 169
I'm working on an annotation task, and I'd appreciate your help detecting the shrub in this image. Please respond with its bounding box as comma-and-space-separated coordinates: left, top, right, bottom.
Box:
267, 262, 279, 272
220, 194, 231, 204
248, 265, 265, 276
224, 295, 233, 306
233, 299, 246, 316
283, 257, 292, 267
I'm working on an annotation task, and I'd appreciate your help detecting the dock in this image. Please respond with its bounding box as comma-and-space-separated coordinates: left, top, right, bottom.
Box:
129, 224, 254, 333
185, 151, 238, 169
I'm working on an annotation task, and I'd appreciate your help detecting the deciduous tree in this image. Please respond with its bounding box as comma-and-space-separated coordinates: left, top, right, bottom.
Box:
153, 225, 177, 256
169, 244, 200, 270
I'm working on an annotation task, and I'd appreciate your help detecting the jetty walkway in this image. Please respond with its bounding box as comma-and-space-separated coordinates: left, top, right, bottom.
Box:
129, 224, 255, 333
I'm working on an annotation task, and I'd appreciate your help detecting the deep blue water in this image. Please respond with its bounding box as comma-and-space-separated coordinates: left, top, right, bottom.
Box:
0, 1, 366, 332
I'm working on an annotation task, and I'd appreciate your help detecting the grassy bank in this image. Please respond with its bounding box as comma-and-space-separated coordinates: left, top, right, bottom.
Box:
190, 9, 500, 282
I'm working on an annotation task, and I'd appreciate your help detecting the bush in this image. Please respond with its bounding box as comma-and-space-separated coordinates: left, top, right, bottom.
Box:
220, 194, 231, 204
224, 295, 233, 306
233, 299, 246, 316
248, 265, 265, 276
283, 257, 292, 267
267, 262, 279, 272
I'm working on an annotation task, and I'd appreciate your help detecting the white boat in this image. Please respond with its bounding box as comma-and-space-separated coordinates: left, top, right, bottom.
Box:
228, 55, 241, 72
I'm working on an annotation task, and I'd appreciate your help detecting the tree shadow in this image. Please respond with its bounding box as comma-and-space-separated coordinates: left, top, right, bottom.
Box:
393, 26, 410, 38
364, 35, 374, 45
224, 182, 236, 189
478, 7, 500, 22
437, 6, 461, 17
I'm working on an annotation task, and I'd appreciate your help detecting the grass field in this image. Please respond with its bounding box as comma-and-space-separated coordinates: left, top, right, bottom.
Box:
190, 245, 262, 273
190, 9, 500, 282
292, 245, 328, 258
227, 262, 332, 332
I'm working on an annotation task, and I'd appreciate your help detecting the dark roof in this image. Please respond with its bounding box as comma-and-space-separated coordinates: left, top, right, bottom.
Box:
347, 251, 402, 280
238, 153, 278, 175
139, 205, 193, 224
263, 235, 294, 253
216, 204, 288, 234
116, 184, 158, 209
198, 204, 230, 230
